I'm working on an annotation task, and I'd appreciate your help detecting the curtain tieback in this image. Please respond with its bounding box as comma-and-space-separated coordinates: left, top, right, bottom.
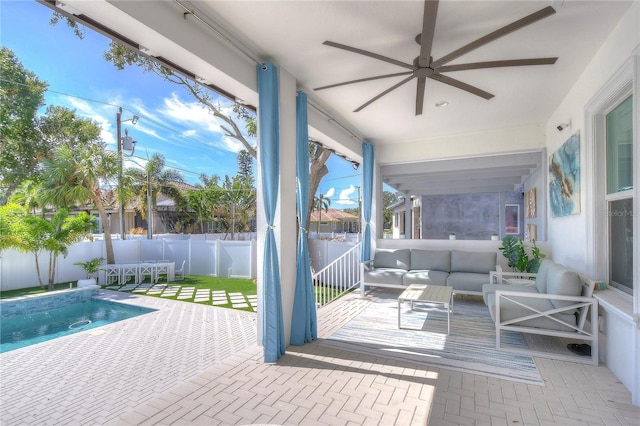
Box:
299, 227, 307, 234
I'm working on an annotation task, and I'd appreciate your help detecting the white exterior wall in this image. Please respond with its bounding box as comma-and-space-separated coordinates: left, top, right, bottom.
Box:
545, 2, 640, 406
546, 3, 639, 273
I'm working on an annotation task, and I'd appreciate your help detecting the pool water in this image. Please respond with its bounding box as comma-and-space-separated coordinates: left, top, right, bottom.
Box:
1, 299, 155, 353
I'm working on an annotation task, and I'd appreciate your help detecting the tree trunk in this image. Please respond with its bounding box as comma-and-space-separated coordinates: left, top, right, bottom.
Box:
0, 181, 19, 206
48, 252, 55, 290
307, 147, 331, 230
94, 192, 115, 264
33, 252, 44, 289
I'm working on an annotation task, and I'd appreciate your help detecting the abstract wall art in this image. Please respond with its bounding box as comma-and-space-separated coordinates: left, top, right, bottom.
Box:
525, 188, 537, 218
549, 132, 581, 217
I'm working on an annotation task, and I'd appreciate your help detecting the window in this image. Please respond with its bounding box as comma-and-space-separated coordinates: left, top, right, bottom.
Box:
606, 95, 634, 294
609, 198, 633, 293
606, 96, 633, 194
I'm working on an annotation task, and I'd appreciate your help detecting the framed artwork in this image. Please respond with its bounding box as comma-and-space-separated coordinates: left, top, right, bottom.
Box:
525, 224, 537, 242
505, 204, 520, 235
549, 132, 581, 217
525, 188, 537, 218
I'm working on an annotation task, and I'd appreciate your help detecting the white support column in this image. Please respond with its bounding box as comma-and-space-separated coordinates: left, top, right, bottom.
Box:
371, 161, 382, 252
256, 66, 298, 348
277, 68, 298, 346
404, 193, 412, 239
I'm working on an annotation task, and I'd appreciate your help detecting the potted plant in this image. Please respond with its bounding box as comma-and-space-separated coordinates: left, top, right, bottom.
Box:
449, 232, 456, 240
498, 236, 545, 273
491, 232, 500, 241
74, 257, 104, 288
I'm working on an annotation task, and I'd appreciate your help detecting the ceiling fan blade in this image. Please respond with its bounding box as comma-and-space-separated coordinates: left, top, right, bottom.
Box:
323, 41, 414, 70
429, 73, 494, 100
314, 71, 413, 91
431, 6, 556, 68
415, 77, 426, 115
418, 0, 439, 67
354, 74, 416, 112
437, 57, 558, 72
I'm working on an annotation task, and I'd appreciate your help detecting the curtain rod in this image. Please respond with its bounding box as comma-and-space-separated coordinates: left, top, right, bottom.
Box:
174, 0, 261, 66
307, 101, 363, 143
175, 0, 363, 145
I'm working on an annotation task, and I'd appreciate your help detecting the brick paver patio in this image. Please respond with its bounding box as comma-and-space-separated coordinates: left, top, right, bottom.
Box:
1, 289, 638, 425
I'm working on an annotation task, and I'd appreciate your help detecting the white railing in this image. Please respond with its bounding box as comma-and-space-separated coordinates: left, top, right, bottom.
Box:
312, 242, 361, 307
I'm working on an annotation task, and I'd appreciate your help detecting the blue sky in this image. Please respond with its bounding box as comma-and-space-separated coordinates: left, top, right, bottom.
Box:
1, 0, 362, 209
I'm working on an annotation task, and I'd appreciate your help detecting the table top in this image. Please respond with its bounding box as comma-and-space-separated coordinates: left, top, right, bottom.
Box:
398, 284, 453, 304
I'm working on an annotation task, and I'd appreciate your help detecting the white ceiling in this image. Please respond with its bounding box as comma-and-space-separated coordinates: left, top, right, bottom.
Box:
190, 0, 633, 145
45, 0, 634, 195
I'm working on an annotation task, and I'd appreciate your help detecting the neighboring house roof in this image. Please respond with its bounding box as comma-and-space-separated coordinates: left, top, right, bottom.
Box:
309, 208, 358, 223
388, 198, 406, 211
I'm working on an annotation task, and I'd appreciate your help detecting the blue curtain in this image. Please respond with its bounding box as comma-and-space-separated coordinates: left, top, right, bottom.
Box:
361, 142, 374, 262
291, 91, 317, 346
257, 63, 285, 363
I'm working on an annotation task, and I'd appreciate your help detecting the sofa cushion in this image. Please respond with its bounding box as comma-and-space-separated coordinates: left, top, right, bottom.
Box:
410, 249, 451, 272
546, 263, 582, 312
364, 268, 406, 286
447, 272, 489, 293
481, 283, 538, 305
403, 270, 449, 286
534, 259, 553, 293
451, 250, 496, 274
373, 249, 411, 270
487, 293, 577, 332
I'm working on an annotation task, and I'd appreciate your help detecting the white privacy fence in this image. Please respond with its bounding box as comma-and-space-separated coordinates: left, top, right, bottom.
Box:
1, 235, 362, 293
0, 238, 257, 291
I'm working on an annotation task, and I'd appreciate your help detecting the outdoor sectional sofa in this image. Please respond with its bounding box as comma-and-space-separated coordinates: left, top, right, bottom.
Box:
482, 259, 598, 364
361, 248, 497, 296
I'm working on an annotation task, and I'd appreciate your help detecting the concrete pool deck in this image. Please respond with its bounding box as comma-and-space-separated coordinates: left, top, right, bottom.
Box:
1, 289, 639, 425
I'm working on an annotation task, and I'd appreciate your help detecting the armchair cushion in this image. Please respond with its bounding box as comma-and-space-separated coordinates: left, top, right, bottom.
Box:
534, 259, 553, 293
546, 263, 582, 312
482, 283, 538, 305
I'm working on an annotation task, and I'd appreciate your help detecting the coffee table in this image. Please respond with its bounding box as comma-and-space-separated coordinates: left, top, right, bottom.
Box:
398, 284, 454, 334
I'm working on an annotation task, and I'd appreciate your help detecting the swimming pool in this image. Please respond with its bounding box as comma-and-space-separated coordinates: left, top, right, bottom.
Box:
1, 288, 155, 353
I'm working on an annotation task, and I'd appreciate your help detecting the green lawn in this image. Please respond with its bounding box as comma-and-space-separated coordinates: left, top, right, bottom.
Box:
1, 276, 258, 312
0, 276, 353, 311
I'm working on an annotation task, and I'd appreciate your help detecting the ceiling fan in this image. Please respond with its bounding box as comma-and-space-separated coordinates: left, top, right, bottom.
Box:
314, 0, 558, 116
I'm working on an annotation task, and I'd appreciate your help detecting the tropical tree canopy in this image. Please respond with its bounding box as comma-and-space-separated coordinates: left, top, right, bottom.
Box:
39, 116, 119, 264
0, 47, 49, 204
125, 153, 185, 221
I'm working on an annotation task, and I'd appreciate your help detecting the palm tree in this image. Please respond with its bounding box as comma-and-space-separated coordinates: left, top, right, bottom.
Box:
40, 142, 118, 264
313, 194, 331, 235
126, 153, 185, 235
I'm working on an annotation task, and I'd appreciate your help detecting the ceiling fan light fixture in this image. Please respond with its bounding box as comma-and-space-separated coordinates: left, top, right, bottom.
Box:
435, 101, 449, 108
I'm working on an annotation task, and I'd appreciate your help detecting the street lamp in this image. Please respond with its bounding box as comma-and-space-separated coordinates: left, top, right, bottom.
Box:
116, 107, 138, 240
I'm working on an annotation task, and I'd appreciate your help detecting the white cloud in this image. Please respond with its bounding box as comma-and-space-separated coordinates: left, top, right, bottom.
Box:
335, 185, 357, 206
159, 93, 224, 133
65, 96, 115, 146
182, 130, 197, 137
325, 188, 335, 198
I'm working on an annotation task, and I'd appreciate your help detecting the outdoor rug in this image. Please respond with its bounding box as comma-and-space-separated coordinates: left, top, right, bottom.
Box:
324, 291, 544, 385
